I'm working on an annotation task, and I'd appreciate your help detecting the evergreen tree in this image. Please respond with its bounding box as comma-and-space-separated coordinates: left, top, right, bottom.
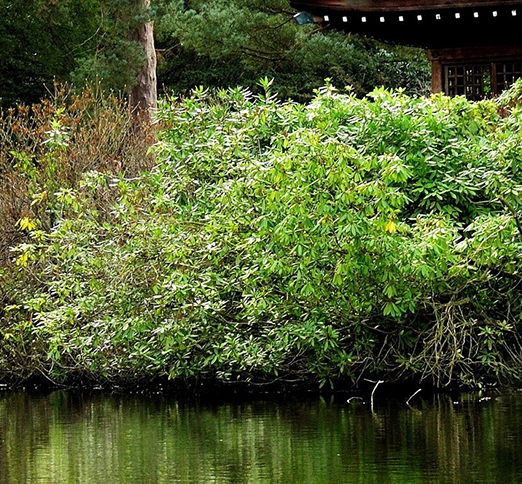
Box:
0, 0, 157, 112
129, 0, 157, 127
0, 0, 98, 105
71, 0, 153, 94
0, 0, 428, 107
155, 0, 430, 100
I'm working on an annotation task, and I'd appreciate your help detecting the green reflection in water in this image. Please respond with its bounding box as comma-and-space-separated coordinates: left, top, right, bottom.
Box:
0, 390, 521, 483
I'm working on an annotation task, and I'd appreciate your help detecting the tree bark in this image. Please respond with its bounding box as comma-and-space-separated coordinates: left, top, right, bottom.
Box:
129, 0, 157, 129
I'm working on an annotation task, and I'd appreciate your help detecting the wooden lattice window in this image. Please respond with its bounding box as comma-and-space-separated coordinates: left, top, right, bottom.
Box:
446, 65, 491, 100
496, 62, 522, 92
445, 62, 522, 100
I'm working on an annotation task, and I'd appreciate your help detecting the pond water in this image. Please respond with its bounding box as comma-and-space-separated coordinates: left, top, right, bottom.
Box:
1, 388, 521, 483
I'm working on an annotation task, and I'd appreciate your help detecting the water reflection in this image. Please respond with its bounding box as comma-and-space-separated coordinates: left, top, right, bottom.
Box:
0, 389, 521, 483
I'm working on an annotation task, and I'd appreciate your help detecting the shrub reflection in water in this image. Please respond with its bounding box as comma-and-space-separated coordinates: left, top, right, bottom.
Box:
0, 390, 521, 484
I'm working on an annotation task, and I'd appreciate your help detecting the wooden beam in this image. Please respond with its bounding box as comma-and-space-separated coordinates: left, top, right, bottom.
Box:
429, 57, 444, 93
290, 0, 522, 13
427, 44, 522, 62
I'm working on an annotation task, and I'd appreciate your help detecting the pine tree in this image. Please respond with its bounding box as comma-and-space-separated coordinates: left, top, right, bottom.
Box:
154, 0, 430, 100
129, 0, 157, 128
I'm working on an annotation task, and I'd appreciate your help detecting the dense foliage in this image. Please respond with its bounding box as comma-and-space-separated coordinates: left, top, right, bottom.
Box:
155, 0, 430, 101
0, 0, 99, 105
0, 0, 429, 107
2, 82, 522, 389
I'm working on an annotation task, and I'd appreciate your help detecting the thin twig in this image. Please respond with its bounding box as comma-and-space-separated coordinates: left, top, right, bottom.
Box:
406, 388, 422, 406
370, 380, 384, 412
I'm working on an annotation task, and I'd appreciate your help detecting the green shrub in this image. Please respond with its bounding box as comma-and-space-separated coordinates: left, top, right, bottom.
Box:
2, 82, 522, 388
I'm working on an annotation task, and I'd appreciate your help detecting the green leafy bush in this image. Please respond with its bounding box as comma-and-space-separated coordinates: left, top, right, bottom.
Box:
2, 82, 522, 388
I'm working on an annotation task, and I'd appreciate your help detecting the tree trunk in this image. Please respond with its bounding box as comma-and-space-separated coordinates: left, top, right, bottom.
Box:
129, 0, 157, 129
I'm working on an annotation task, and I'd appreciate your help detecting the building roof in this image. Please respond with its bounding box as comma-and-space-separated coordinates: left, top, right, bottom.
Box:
290, 0, 522, 48
291, 0, 522, 13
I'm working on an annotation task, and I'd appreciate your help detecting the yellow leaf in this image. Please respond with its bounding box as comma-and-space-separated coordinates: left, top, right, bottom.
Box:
18, 217, 36, 232
16, 252, 29, 267
385, 220, 397, 234
31, 191, 47, 206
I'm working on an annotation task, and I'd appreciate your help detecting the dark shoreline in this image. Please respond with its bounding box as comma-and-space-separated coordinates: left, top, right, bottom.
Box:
0, 374, 504, 401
